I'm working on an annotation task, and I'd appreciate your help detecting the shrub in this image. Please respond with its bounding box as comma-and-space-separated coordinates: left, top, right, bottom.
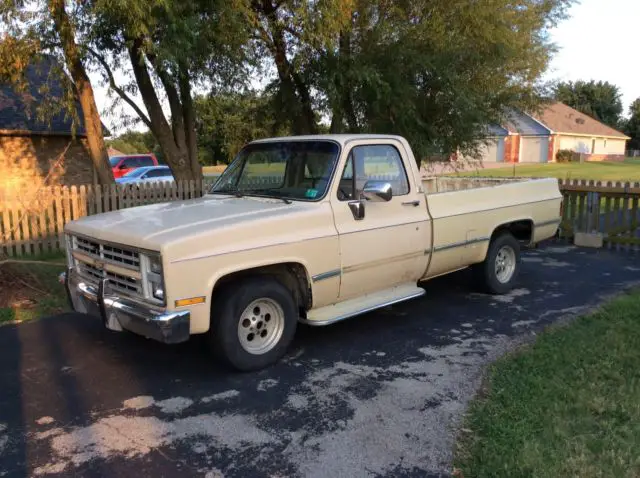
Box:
555, 149, 574, 162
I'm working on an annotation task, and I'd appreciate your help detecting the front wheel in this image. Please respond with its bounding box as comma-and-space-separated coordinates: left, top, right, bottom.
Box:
209, 277, 298, 371
473, 232, 521, 294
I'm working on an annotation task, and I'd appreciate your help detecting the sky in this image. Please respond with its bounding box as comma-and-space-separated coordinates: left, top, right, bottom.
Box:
94, 0, 640, 135
544, 0, 639, 116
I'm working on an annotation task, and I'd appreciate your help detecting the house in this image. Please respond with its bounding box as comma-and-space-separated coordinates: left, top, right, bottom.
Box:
0, 55, 109, 194
465, 124, 509, 163
529, 102, 629, 162
502, 108, 553, 163
471, 102, 629, 163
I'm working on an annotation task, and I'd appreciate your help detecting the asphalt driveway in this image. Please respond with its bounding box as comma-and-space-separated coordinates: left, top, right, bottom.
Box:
1, 242, 639, 478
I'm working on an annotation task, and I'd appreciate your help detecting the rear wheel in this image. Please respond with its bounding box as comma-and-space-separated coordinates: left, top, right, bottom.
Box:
473, 232, 520, 294
209, 277, 298, 371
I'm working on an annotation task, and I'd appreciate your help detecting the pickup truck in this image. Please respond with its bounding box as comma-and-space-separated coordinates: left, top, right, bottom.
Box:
63, 134, 562, 371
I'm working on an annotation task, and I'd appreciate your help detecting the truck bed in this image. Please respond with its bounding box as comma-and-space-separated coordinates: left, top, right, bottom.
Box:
420, 176, 562, 279
422, 176, 525, 194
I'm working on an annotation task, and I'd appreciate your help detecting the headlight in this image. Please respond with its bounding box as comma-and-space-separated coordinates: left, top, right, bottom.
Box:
143, 253, 165, 302
149, 255, 162, 274
150, 280, 164, 301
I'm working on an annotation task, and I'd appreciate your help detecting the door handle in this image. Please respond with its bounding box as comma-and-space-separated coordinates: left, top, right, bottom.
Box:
402, 200, 420, 207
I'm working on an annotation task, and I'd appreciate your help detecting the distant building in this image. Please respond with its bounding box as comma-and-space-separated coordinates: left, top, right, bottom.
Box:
0, 56, 109, 191
470, 102, 629, 163
530, 102, 629, 162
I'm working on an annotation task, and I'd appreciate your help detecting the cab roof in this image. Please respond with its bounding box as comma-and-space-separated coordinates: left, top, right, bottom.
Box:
250, 134, 407, 146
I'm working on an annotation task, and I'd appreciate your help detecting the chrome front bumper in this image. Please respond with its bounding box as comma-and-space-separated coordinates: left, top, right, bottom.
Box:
61, 268, 190, 344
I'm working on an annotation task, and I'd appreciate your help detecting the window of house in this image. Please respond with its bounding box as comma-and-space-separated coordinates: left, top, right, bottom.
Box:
337, 144, 409, 200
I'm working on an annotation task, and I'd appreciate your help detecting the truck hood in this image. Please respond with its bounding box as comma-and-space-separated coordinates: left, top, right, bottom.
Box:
64, 195, 304, 253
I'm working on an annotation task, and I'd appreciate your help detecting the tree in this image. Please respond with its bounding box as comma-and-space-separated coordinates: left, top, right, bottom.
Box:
194, 90, 290, 165
241, 0, 573, 162
85, 0, 250, 180
625, 98, 640, 151
244, 0, 352, 135
0, 1, 114, 184
318, 0, 574, 162
554, 80, 623, 129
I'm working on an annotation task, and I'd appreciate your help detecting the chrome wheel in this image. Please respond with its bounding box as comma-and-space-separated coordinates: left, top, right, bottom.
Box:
237, 298, 285, 355
495, 245, 516, 283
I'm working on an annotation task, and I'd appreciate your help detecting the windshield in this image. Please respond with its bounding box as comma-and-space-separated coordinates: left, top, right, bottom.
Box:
109, 157, 123, 167
209, 140, 340, 201
122, 168, 148, 178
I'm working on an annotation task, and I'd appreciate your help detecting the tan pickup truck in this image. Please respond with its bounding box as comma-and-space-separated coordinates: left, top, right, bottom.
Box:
63, 134, 562, 370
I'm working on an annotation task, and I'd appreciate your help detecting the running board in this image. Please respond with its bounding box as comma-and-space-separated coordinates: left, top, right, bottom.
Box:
300, 283, 425, 326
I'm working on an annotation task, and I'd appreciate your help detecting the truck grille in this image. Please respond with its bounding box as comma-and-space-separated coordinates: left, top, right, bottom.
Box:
72, 236, 143, 297
76, 236, 140, 269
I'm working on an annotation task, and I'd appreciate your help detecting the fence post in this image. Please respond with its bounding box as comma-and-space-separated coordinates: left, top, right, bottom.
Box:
586, 190, 599, 233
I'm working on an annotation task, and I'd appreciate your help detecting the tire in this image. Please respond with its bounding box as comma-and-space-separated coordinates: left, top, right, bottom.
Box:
473, 232, 520, 295
209, 277, 298, 371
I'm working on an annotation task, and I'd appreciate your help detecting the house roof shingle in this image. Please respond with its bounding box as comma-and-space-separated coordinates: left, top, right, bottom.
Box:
0, 56, 108, 137
531, 102, 629, 139
502, 108, 551, 136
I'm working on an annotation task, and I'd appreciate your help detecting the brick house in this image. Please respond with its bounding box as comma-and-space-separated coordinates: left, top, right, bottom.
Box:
471, 102, 629, 163
529, 102, 629, 162
0, 56, 109, 195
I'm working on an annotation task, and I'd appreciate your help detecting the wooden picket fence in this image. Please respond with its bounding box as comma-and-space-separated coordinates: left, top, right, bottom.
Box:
558, 179, 640, 251
3, 177, 640, 257
0, 179, 219, 257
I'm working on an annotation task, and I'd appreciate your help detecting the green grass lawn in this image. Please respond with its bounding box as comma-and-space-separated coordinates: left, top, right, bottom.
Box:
455, 290, 640, 478
457, 158, 640, 182
0, 254, 67, 325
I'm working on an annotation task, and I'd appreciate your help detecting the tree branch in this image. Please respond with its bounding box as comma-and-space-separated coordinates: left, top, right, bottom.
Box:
128, 38, 192, 179
86, 46, 152, 129
145, 51, 187, 151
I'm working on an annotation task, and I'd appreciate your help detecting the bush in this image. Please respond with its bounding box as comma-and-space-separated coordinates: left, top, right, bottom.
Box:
555, 149, 574, 162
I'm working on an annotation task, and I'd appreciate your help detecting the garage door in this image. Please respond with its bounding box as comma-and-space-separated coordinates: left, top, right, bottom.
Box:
463, 138, 505, 162
483, 138, 505, 162
520, 137, 549, 163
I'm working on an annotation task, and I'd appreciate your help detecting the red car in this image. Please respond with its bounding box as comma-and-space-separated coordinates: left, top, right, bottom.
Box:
110, 154, 159, 179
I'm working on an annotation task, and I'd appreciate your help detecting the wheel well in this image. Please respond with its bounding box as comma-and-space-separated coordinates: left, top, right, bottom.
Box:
492, 219, 533, 244
211, 263, 312, 313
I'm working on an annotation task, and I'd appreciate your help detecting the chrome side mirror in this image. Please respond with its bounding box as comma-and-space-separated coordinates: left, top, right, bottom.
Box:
362, 180, 392, 202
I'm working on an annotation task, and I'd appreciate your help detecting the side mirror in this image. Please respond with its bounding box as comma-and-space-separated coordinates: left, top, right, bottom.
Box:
362, 180, 392, 202
118, 164, 127, 170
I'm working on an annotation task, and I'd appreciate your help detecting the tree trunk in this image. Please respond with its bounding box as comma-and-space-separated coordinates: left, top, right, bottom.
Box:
128, 39, 195, 181
291, 71, 317, 135
330, 109, 343, 133
338, 30, 358, 132
261, 1, 317, 135
179, 71, 201, 177
49, 0, 113, 185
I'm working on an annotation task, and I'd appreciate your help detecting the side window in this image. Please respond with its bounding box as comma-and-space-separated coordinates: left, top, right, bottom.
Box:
122, 158, 138, 168
337, 144, 409, 200
138, 156, 155, 167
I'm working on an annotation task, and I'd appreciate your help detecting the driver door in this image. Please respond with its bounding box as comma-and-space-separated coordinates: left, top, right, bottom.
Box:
331, 141, 430, 300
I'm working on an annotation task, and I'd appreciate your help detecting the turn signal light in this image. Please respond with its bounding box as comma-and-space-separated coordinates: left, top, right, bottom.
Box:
175, 296, 206, 307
